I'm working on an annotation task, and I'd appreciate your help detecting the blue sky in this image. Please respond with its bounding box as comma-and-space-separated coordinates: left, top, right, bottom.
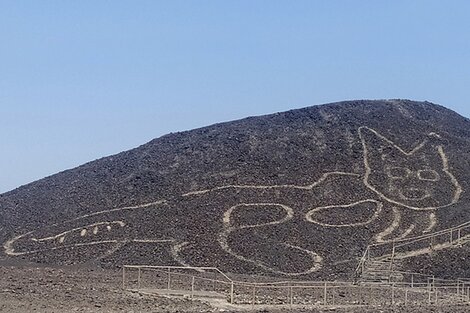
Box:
1, 1, 470, 193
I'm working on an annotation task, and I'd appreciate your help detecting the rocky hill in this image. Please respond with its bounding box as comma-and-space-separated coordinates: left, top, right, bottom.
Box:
1, 99, 469, 280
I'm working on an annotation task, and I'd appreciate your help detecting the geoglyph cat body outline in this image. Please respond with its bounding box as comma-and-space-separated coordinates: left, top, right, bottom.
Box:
3, 127, 464, 276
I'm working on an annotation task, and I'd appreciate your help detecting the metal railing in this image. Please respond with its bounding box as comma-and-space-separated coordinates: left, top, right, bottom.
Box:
122, 265, 470, 307
355, 220, 470, 282
121, 222, 470, 308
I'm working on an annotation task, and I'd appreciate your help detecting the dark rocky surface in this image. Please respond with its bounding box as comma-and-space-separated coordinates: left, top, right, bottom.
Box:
1, 99, 469, 280
401, 244, 470, 279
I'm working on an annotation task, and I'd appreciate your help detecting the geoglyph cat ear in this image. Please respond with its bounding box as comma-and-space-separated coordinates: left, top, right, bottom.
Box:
359, 126, 404, 160
359, 126, 440, 159
426, 132, 446, 146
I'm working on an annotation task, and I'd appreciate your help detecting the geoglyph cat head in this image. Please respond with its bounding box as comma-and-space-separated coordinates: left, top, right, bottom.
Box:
359, 126, 462, 210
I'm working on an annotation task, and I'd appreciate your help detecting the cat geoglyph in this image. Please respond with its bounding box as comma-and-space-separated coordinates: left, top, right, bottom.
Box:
4, 127, 464, 276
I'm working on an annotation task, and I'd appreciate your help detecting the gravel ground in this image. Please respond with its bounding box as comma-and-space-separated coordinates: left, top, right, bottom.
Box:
0, 261, 468, 313
0, 261, 212, 313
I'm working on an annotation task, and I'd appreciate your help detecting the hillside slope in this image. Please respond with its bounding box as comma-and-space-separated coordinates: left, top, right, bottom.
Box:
1, 99, 469, 279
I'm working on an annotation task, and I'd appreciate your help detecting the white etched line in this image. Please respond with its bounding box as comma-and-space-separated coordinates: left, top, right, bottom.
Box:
305, 200, 383, 227
132, 239, 175, 243
219, 202, 322, 275
170, 242, 204, 271
423, 212, 437, 233
438, 146, 463, 203
32, 221, 125, 242
375, 208, 401, 243
223, 203, 294, 228
183, 172, 360, 197
359, 126, 462, 210
394, 224, 416, 241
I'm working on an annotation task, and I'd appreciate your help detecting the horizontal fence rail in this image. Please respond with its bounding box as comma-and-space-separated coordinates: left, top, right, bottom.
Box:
122, 265, 470, 307
120, 222, 470, 308
355, 220, 470, 284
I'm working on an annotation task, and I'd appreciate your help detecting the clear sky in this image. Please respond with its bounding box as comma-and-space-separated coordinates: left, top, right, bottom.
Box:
1, 1, 470, 193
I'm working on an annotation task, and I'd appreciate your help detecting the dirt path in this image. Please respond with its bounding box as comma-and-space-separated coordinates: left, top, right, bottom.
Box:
0, 261, 468, 313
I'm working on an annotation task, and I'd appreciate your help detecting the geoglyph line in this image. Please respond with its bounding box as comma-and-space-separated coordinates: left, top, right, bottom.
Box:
65, 199, 168, 222
359, 126, 430, 157
3, 126, 465, 276
424, 212, 437, 233
438, 146, 463, 202
4, 237, 175, 257
4, 240, 120, 256
359, 126, 462, 211
219, 203, 323, 276
222, 203, 294, 228
132, 239, 175, 243
182, 172, 361, 197
32, 221, 126, 242
170, 241, 204, 271
305, 200, 383, 228
375, 208, 401, 243
219, 230, 323, 276
391, 234, 470, 260
3, 200, 168, 256
393, 225, 416, 241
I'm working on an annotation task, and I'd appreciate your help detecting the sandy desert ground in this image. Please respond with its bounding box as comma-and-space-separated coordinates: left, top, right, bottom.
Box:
0, 260, 469, 313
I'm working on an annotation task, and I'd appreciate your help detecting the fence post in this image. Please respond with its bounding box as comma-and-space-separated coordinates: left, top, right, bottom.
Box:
191, 276, 195, 299
404, 288, 408, 306
230, 282, 234, 304
122, 266, 126, 290
389, 241, 396, 283
428, 278, 431, 304
213, 272, 217, 291
290, 286, 293, 308
137, 267, 141, 290
323, 282, 327, 306
252, 285, 256, 309
167, 267, 171, 290
411, 274, 414, 288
